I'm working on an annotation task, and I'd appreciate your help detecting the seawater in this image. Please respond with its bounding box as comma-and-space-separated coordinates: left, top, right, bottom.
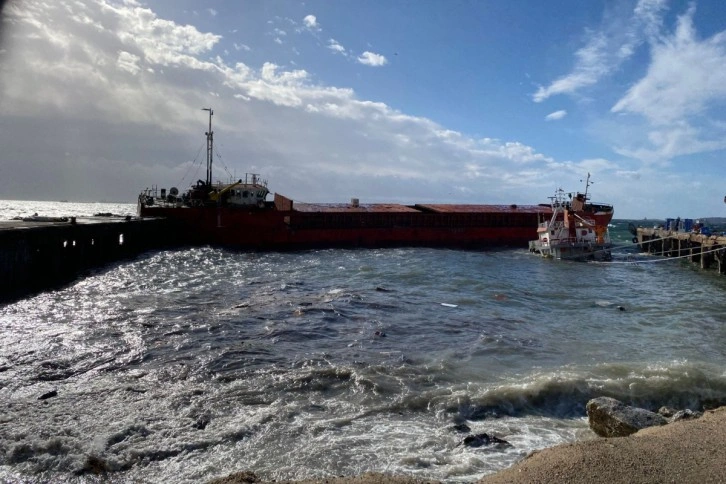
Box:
2, 201, 726, 483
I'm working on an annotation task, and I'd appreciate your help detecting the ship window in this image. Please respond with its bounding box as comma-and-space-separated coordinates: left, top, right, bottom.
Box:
243, 191, 249, 198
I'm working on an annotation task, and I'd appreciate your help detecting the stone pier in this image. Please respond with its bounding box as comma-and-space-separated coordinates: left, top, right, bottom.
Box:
0, 216, 180, 303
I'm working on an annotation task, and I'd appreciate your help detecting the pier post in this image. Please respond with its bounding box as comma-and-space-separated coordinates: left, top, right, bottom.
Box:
701, 241, 712, 270
718, 247, 726, 275
678, 237, 682, 258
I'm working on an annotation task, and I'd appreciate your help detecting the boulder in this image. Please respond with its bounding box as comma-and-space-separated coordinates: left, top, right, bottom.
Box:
461, 433, 512, 448
586, 397, 667, 437
658, 406, 677, 418
657, 406, 702, 422
670, 409, 702, 423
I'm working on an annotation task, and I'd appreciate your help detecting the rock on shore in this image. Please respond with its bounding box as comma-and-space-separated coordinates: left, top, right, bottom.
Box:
585, 396, 667, 437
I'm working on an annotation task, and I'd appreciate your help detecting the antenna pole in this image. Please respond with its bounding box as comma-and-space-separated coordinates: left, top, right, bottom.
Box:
584, 172, 591, 199
202, 108, 214, 186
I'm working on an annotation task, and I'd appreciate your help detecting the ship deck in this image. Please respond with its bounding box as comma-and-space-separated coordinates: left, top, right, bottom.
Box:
291, 202, 551, 214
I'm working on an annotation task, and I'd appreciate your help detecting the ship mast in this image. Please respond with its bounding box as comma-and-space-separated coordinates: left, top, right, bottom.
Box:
202, 107, 214, 186
583, 172, 591, 200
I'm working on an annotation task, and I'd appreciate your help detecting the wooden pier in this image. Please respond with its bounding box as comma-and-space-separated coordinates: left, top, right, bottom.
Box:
636, 227, 726, 274
0, 216, 180, 303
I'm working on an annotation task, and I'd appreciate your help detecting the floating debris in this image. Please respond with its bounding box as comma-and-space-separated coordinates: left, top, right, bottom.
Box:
38, 390, 58, 400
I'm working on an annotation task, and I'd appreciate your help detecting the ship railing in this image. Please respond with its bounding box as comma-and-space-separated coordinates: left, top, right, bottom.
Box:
548, 236, 602, 246
538, 220, 565, 230
140, 186, 158, 198
138, 186, 185, 208
587, 201, 613, 209
153, 198, 184, 208
214, 173, 268, 188
243, 173, 268, 187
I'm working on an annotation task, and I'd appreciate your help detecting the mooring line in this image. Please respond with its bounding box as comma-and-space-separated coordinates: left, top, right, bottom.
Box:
595, 245, 726, 265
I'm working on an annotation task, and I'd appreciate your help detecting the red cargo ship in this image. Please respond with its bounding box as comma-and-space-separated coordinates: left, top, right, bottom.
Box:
138, 109, 613, 249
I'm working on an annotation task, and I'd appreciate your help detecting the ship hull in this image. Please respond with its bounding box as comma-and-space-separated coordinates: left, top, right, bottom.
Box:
139, 204, 555, 250
528, 240, 612, 261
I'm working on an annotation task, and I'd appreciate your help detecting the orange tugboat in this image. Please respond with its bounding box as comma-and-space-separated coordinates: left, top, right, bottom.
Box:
528, 174, 613, 261
138, 109, 613, 250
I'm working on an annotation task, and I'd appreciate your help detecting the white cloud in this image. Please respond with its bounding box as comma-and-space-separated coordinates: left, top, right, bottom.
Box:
578, 158, 616, 171
545, 110, 567, 121
611, 6, 726, 124
111, 3, 222, 66
208, 8, 217, 17
357, 51, 387, 67
233, 42, 251, 51
533, 0, 668, 102
117, 50, 141, 74
533, 33, 609, 102
613, 124, 726, 163
531, 1, 726, 172
608, 5, 726, 163
328, 39, 347, 56
615, 170, 642, 180
303, 14, 319, 30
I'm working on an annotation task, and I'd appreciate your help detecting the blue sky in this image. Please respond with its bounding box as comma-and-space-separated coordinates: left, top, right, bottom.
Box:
1, 0, 725, 218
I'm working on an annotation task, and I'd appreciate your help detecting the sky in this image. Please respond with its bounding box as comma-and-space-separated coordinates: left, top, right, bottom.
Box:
1, 0, 725, 219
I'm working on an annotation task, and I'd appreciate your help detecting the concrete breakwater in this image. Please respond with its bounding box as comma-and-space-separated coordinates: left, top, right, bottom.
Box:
636, 227, 726, 274
0, 216, 179, 303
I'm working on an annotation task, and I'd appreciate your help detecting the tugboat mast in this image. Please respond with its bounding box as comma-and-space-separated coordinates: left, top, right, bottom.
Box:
583, 172, 592, 200
202, 107, 214, 186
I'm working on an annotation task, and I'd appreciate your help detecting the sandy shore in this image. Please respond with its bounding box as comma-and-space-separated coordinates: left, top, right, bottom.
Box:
209, 407, 726, 484
479, 406, 726, 484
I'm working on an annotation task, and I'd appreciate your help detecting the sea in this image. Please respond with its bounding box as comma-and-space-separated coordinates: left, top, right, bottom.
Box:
2, 200, 726, 483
